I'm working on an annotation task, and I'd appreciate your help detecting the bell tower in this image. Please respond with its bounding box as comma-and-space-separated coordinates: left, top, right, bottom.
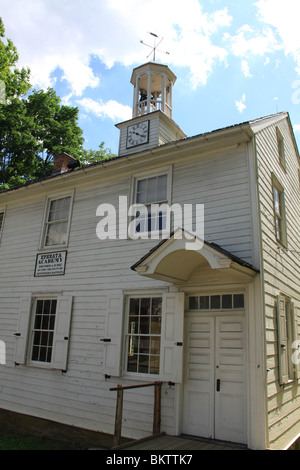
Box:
116, 62, 186, 156
131, 62, 175, 119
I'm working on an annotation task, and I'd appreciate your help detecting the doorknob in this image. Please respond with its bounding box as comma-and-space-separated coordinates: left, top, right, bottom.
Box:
216, 379, 221, 392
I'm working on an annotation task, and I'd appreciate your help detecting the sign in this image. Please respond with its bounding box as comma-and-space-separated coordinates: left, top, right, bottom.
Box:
35, 251, 67, 277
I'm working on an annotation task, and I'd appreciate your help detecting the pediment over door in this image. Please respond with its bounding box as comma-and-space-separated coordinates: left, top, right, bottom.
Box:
131, 229, 259, 284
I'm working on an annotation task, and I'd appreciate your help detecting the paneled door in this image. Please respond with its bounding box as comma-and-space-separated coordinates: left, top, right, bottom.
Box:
182, 315, 246, 444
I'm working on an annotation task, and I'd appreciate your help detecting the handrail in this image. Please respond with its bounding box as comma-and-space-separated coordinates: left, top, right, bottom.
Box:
110, 381, 163, 447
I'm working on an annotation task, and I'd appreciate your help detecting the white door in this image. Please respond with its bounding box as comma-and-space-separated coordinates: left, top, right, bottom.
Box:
182, 315, 247, 444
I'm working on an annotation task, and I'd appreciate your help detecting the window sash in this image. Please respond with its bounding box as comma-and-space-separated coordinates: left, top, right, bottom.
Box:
272, 183, 286, 244
30, 299, 57, 364
126, 297, 162, 375
43, 196, 72, 247
134, 174, 168, 234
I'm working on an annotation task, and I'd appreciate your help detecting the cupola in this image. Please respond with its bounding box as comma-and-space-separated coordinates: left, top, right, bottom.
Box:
116, 62, 186, 157
131, 62, 176, 119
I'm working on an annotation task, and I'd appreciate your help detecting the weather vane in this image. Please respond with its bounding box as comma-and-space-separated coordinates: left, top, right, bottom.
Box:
140, 32, 170, 62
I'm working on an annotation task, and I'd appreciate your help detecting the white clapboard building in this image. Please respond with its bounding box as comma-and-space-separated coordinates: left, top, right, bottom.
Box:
0, 61, 300, 450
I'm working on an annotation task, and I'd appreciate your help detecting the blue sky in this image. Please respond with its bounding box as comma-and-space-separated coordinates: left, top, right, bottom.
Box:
1, 0, 300, 155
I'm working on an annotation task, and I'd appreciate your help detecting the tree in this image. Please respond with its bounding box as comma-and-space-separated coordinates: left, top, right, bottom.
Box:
0, 17, 115, 190
80, 142, 116, 164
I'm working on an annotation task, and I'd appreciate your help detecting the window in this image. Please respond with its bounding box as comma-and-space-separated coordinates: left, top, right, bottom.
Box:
30, 299, 57, 364
126, 297, 162, 375
14, 295, 73, 371
131, 169, 172, 236
189, 293, 245, 311
276, 127, 286, 169
277, 295, 298, 384
272, 176, 287, 245
43, 195, 72, 247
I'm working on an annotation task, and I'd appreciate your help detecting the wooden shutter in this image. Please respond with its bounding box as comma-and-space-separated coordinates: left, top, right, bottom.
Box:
51, 296, 73, 371
14, 296, 32, 365
291, 303, 300, 379
160, 292, 185, 383
277, 295, 289, 385
103, 295, 124, 377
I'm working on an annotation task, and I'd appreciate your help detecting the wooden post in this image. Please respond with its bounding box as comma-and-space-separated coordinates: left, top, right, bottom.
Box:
153, 382, 162, 435
113, 385, 123, 447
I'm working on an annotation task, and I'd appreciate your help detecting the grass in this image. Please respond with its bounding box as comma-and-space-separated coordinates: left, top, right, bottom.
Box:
0, 434, 82, 450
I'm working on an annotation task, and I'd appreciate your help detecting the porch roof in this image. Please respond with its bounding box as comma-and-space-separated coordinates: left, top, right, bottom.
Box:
131, 229, 259, 284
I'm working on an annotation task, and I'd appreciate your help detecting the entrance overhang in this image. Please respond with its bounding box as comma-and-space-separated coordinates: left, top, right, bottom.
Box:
131, 229, 259, 284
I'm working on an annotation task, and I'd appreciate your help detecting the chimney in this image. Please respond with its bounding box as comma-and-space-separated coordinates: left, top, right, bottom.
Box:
52, 152, 80, 174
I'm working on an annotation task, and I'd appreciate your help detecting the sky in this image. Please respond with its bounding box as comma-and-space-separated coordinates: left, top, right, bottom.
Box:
1, 0, 300, 155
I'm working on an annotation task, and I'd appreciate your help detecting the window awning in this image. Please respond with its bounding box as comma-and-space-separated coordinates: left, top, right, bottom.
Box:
131, 229, 259, 284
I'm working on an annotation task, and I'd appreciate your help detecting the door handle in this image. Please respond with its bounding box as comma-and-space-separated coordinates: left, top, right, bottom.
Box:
216, 379, 221, 392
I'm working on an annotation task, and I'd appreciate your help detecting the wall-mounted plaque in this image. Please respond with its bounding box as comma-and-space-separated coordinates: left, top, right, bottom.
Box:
34, 251, 67, 277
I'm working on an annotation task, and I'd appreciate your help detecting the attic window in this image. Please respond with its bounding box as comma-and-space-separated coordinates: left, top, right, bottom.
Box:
276, 127, 286, 169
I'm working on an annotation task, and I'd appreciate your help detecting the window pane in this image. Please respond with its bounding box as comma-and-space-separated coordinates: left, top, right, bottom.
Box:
127, 354, 138, 372
140, 298, 151, 315
274, 187, 281, 214
145, 177, 157, 203
200, 296, 209, 309
152, 298, 162, 315
129, 298, 140, 315
139, 355, 149, 373
222, 295, 232, 309
211, 295, 220, 309
150, 356, 160, 375
234, 294, 245, 309
140, 317, 150, 334
151, 317, 161, 334
189, 297, 198, 310
157, 174, 167, 201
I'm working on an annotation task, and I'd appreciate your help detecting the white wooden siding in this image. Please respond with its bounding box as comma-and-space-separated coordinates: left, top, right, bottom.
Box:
0, 139, 253, 440
254, 117, 300, 449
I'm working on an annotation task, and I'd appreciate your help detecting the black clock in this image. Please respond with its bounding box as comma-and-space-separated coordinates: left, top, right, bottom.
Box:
126, 121, 149, 148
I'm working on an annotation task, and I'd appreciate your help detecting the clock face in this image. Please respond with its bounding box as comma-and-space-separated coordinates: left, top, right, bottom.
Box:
127, 121, 149, 148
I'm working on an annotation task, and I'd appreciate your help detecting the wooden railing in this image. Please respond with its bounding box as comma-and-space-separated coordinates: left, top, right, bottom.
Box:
110, 381, 163, 447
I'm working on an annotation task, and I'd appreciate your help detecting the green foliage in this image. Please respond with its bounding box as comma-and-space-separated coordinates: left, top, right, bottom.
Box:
0, 17, 115, 190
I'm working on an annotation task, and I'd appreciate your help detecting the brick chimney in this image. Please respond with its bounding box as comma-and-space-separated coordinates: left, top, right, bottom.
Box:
52, 152, 79, 174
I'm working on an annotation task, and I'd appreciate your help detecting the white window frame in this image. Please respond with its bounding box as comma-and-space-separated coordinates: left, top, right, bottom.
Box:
124, 294, 163, 378
276, 127, 286, 170
119, 291, 184, 383
40, 191, 74, 249
129, 166, 173, 239
14, 294, 73, 371
272, 175, 287, 247
28, 296, 58, 368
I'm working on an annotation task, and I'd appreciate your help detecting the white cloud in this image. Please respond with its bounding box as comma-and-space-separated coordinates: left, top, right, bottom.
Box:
0, 0, 232, 93
256, 0, 300, 72
236, 94, 246, 113
225, 24, 279, 57
241, 60, 252, 78
78, 97, 132, 122
293, 124, 300, 132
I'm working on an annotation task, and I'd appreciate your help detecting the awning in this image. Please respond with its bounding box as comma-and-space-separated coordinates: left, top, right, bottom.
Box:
131, 229, 259, 284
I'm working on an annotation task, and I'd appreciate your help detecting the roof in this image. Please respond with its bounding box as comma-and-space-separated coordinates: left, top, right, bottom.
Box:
0, 111, 293, 196
131, 231, 259, 275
